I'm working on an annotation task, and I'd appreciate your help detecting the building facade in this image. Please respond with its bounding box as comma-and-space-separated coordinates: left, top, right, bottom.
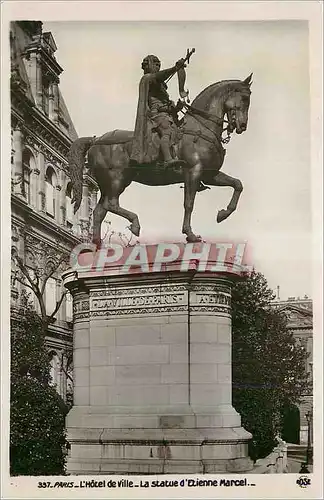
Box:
271, 295, 313, 444
10, 21, 98, 401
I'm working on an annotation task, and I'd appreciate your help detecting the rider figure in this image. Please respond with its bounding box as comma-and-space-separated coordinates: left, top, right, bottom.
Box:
130, 54, 186, 167
130, 53, 209, 192
143, 54, 184, 166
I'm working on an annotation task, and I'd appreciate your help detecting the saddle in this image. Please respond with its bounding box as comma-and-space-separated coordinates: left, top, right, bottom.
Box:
93, 122, 184, 166
92, 127, 210, 192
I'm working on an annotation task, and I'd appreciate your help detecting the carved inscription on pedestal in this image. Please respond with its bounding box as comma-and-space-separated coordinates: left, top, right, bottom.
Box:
190, 284, 231, 316
90, 284, 187, 317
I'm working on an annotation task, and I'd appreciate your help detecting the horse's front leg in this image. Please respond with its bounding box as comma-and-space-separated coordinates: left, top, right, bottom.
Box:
209, 171, 243, 223
182, 163, 202, 243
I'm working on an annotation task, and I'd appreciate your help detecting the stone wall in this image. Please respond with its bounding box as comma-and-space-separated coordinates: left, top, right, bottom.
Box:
252, 439, 288, 474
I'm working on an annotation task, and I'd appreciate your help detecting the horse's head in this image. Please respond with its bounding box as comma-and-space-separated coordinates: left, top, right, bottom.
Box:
224, 74, 252, 135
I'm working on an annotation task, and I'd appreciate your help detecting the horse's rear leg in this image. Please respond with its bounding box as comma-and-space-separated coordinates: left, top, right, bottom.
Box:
103, 180, 140, 237
93, 196, 107, 248
208, 171, 243, 223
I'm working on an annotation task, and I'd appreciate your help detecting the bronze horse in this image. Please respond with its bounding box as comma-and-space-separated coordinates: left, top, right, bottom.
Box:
68, 75, 252, 245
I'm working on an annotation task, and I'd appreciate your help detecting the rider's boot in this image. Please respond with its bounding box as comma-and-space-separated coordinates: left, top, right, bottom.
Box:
160, 136, 184, 167
160, 136, 210, 193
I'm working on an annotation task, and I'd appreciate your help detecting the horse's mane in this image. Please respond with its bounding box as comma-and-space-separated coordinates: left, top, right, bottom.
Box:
191, 80, 247, 111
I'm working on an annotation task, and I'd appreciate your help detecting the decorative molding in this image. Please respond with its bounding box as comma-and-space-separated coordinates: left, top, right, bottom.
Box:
83, 282, 232, 318
39, 191, 46, 211
24, 134, 40, 153
91, 284, 188, 298
191, 284, 230, 295
91, 306, 188, 318
190, 305, 230, 315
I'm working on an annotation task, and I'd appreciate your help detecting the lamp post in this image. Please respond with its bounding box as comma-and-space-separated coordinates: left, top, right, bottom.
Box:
299, 410, 313, 474
305, 410, 312, 466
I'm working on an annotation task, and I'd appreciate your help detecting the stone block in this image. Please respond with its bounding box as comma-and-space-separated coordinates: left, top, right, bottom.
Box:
191, 344, 230, 364
74, 348, 89, 368
72, 444, 102, 459
190, 385, 231, 406
112, 415, 160, 428
90, 386, 107, 406
74, 320, 89, 330
191, 314, 228, 324
203, 443, 240, 459
195, 414, 223, 427
169, 344, 188, 364
169, 385, 188, 405
74, 322, 90, 331
90, 346, 109, 366
107, 385, 169, 406
190, 323, 217, 343
90, 327, 116, 347
115, 364, 161, 385
160, 323, 187, 344
218, 323, 231, 343
74, 367, 89, 387
218, 363, 232, 383
191, 363, 218, 383
166, 444, 201, 460
90, 366, 115, 386
161, 364, 188, 384
168, 314, 188, 324
74, 386, 89, 405
74, 329, 90, 348
112, 345, 169, 365
115, 325, 161, 345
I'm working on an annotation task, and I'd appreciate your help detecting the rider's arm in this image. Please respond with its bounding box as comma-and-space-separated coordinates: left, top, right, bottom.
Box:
154, 66, 177, 83
154, 59, 186, 83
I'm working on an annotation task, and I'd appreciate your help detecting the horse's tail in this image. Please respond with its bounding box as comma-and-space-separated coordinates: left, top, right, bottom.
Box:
67, 136, 96, 214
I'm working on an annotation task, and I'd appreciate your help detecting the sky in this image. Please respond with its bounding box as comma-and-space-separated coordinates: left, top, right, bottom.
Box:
43, 20, 311, 300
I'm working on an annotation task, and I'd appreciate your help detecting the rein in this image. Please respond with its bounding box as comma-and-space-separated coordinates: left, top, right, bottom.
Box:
182, 102, 232, 147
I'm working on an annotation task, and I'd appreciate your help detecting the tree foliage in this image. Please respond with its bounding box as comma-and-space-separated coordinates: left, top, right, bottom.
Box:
10, 308, 68, 475
231, 271, 310, 461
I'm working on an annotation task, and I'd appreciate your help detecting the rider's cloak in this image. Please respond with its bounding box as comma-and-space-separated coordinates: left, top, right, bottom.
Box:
130, 74, 154, 164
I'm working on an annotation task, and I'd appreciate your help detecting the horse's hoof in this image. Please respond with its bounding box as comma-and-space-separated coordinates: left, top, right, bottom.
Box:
92, 239, 102, 250
217, 209, 228, 223
186, 234, 202, 243
129, 223, 140, 237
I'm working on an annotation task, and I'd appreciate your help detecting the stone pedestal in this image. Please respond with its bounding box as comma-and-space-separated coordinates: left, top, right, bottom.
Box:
64, 244, 253, 475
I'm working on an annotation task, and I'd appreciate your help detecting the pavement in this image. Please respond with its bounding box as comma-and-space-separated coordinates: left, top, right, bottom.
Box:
286, 443, 313, 473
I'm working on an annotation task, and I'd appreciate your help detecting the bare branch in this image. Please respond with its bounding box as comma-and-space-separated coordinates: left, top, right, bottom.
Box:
47, 290, 68, 324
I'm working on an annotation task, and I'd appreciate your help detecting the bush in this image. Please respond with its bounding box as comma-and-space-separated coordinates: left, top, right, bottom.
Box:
231, 271, 310, 461
10, 308, 68, 476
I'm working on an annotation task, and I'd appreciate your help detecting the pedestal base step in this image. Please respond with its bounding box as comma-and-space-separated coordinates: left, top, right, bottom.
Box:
67, 428, 254, 475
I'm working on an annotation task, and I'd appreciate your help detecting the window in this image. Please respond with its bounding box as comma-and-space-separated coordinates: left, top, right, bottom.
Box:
66, 292, 73, 322
42, 76, 50, 116
45, 276, 57, 315
49, 352, 60, 388
66, 182, 74, 228
22, 149, 33, 203
45, 166, 56, 217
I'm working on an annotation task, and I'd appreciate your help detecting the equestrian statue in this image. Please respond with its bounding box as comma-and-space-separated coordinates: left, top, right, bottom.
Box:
68, 49, 252, 245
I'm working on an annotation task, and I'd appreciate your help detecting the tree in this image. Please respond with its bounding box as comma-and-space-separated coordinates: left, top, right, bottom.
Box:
10, 308, 68, 475
11, 229, 73, 388
231, 271, 310, 461
12, 230, 70, 330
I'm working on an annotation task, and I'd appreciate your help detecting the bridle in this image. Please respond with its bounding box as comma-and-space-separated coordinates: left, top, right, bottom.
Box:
183, 102, 233, 146
181, 87, 249, 147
